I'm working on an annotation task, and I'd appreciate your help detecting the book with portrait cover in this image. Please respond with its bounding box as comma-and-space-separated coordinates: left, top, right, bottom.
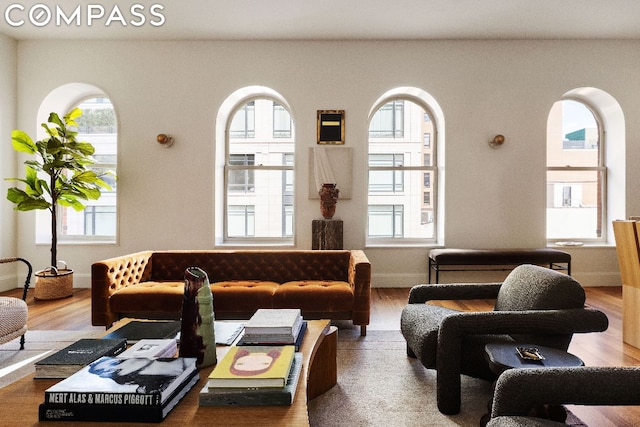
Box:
43, 356, 198, 407
38, 370, 199, 422
208, 345, 295, 389
34, 338, 127, 379
199, 352, 302, 406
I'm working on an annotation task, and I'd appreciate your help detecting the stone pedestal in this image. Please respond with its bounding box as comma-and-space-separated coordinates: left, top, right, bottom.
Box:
312, 219, 343, 250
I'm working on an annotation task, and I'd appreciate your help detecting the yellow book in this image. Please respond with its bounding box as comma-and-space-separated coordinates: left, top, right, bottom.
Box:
208, 345, 295, 389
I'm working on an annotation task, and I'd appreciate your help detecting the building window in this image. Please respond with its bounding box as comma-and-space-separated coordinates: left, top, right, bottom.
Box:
228, 154, 255, 192
224, 97, 294, 242
227, 205, 255, 237
546, 99, 605, 241
369, 100, 404, 138
368, 205, 404, 238
273, 103, 292, 138
367, 98, 436, 242
368, 154, 404, 192
229, 101, 255, 138
58, 97, 117, 240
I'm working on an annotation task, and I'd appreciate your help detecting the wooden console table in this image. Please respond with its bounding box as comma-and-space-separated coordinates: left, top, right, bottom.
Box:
0, 320, 336, 426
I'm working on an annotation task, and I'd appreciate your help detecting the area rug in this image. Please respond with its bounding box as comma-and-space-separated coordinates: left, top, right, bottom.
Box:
0, 330, 101, 389
308, 328, 588, 427
308, 328, 492, 427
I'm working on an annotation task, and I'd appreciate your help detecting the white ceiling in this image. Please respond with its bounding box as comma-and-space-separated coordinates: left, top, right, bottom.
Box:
2, 0, 640, 41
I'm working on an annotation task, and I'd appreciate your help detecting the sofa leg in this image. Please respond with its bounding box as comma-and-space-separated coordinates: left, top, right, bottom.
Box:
360, 325, 367, 336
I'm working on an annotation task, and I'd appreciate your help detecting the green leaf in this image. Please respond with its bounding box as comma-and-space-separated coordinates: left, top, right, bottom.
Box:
64, 108, 82, 128
48, 112, 64, 129
7, 188, 50, 211
11, 130, 36, 154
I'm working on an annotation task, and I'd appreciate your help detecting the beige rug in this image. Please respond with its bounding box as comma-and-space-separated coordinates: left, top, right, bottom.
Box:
308, 328, 492, 427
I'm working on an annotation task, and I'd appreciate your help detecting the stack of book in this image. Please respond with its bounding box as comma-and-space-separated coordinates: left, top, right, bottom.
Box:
38, 356, 199, 422
35, 338, 127, 379
240, 309, 306, 349
200, 344, 302, 406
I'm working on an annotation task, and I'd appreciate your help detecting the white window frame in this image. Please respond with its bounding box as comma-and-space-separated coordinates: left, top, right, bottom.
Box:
546, 98, 607, 243
215, 87, 295, 246
35, 85, 118, 246
366, 93, 440, 246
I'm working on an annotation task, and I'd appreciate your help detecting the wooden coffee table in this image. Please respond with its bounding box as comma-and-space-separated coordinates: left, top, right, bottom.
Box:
0, 319, 336, 426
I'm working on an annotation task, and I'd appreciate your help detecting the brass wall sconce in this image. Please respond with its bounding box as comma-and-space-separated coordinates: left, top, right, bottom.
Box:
156, 133, 174, 147
489, 134, 505, 149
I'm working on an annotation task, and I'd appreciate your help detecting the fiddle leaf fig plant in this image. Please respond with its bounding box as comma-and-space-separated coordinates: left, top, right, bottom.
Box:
6, 108, 112, 268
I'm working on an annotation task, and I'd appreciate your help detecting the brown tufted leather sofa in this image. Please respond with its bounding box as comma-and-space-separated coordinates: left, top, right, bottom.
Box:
91, 250, 371, 335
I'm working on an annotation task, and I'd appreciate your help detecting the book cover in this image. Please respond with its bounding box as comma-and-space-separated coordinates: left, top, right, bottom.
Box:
119, 339, 177, 359
244, 309, 302, 336
35, 338, 127, 379
199, 352, 302, 406
208, 345, 295, 389
102, 320, 181, 343
44, 356, 198, 406
39, 370, 199, 422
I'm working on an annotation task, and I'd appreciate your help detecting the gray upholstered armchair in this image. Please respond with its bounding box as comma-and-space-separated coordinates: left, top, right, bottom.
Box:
487, 366, 640, 426
400, 264, 609, 415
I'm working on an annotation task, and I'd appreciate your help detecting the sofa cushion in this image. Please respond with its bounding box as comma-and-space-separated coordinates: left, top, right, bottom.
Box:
211, 281, 279, 316
274, 281, 353, 312
110, 281, 184, 313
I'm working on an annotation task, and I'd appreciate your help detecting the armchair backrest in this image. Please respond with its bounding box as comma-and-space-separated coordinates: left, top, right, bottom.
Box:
494, 264, 585, 312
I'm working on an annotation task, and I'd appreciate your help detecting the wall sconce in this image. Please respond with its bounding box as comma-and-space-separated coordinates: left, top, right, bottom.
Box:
489, 134, 505, 149
156, 133, 174, 147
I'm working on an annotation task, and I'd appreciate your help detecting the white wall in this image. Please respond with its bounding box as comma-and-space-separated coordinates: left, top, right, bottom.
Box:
0, 34, 17, 290
6, 39, 640, 289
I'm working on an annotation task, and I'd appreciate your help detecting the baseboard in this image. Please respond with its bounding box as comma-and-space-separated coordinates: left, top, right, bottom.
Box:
371, 271, 621, 288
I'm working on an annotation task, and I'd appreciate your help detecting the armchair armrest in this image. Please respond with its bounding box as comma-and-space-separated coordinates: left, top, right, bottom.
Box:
491, 366, 640, 418
440, 308, 609, 337
91, 250, 154, 327
408, 283, 502, 304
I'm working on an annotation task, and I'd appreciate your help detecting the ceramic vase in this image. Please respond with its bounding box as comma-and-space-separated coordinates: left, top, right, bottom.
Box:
179, 266, 217, 368
319, 183, 339, 219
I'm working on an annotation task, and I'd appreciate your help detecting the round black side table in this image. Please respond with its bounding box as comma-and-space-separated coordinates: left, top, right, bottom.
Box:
481, 342, 585, 425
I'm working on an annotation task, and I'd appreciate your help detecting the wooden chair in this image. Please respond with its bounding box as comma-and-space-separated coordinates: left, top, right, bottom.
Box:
0, 257, 32, 349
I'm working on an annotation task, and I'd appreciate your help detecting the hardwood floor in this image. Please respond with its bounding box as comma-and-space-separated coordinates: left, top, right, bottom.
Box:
2, 286, 639, 425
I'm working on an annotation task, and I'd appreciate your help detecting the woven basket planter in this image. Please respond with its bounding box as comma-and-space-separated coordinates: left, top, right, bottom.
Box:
34, 262, 73, 300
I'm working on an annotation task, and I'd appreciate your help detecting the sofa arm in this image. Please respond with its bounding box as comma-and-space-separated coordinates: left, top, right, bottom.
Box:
349, 250, 371, 333
91, 250, 154, 327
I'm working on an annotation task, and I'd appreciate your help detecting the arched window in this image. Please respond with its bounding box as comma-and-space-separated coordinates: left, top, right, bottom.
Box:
367, 88, 443, 245
546, 88, 625, 244
35, 84, 117, 244
216, 87, 295, 244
